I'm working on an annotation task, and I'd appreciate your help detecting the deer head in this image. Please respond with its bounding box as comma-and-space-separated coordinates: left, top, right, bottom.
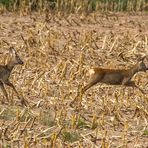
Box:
9, 47, 23, 65
137, 56, 148, 72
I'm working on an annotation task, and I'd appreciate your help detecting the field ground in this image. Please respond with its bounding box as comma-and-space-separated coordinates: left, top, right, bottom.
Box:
0, 12, 148, 147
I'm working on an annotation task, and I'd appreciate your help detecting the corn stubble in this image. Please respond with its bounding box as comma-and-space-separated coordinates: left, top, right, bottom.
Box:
0, 7, 148, 148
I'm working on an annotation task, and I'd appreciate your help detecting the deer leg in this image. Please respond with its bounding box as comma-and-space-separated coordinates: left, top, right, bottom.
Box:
83, 81, 97, 93
83, 74, 102, 93
5, 81, 27, 106
0, 82, 9, 102
132, 84, 145, 94
70, 75, 101, 107
124, 81, 145, 94
5, 81, 20, 98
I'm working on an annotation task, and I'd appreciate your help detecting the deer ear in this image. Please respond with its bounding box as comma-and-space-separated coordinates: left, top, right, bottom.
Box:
9, 47, 16, 55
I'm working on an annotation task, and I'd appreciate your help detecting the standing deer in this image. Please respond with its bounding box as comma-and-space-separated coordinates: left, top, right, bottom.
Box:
83, 57, 148, 93
0, 47, 26, 105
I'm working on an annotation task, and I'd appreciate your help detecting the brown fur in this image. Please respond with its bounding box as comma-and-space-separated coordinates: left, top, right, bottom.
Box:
83, 58, 148, 93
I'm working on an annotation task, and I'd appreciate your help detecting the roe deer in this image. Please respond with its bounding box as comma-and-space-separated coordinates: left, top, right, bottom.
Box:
0, 47, 26, 105
83, 57, 148, 93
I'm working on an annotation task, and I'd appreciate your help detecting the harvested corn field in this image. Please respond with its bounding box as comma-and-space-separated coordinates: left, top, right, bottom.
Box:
0, 10, 148, 148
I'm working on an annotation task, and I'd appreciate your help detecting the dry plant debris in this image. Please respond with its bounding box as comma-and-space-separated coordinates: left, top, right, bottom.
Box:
0, 12, 148, 147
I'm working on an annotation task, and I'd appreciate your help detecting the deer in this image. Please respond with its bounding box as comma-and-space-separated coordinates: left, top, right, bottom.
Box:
0, 47, 26, 106
70, 57, 148, 108
82, 56, 148, 93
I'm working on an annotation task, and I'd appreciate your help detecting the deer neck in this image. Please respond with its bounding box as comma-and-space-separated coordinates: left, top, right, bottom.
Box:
128, 64, 139, 78
6, 59, 16, 71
